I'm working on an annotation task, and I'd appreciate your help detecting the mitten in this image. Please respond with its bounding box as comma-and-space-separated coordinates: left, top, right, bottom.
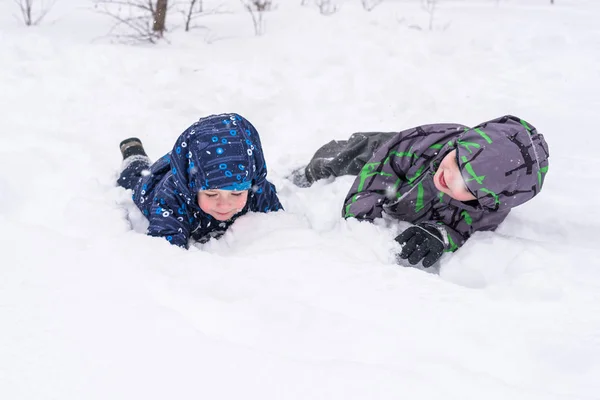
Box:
395, 225, 445, 268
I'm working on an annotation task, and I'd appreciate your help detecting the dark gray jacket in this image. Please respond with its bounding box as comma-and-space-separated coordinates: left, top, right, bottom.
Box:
343, 115, 550, 251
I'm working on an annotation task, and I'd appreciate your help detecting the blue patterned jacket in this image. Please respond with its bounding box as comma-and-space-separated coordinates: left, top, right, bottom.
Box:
131, 113, 283, 247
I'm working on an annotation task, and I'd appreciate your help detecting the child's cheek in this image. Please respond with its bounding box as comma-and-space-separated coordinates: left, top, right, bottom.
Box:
198, 196, 215, 212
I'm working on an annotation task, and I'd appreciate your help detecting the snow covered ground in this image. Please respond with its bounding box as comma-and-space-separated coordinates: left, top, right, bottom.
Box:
1, 0, 599, 399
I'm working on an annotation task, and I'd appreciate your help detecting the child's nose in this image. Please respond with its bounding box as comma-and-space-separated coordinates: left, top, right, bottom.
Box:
216, 197, 232, 208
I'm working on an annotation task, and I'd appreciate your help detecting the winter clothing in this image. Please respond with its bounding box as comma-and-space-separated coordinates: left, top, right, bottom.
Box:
303, 115, 549, 252
304, 132, 396, 184
117, 138, 151, 190
117, 113, 283, 247
118, 155, 151, 190
119, 138, 147, 159
395, 225, 445, 268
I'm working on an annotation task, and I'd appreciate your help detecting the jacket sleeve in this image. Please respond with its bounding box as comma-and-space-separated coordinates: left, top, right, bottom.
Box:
146, 177, 192, 248
251, 180, 284, 213
421, 209, 511, 252
343, 124, 463, 221
343, 140, 417, 220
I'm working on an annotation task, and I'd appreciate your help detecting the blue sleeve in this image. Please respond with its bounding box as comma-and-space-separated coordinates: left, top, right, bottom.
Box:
146, 177, 192, 248
251, 180, 283, 213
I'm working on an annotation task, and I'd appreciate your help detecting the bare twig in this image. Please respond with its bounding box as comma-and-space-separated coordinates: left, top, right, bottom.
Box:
180, 1, 227, 32
97, 8, 157, 42
316, 0, 337, 15
13, 0, 57, 26
421, 0, 437, 31
240, 0, 273, 36
184, 0, 198, 31
94, 0, 170, 42
361, 0, 382, 12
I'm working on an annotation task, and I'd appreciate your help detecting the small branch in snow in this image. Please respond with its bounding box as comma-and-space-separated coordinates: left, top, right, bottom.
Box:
240, 0, 273, 36
13, 0, 57, 26
361, 0, 383, 12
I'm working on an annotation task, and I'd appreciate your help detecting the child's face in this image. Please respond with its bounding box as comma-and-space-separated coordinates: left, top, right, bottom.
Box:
197, 189, 249, 221
433, 150, 477, 202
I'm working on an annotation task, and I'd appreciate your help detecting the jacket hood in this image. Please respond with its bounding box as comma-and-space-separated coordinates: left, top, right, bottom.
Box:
169, 113, 269, 205
456, 115, 550, 212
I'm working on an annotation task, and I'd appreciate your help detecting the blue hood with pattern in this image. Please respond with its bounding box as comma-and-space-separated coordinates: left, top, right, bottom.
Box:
130, 113, 282, 247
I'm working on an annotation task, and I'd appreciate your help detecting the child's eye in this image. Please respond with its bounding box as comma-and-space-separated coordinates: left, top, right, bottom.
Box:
231, 192, 243, 197
203, 193, 217, 198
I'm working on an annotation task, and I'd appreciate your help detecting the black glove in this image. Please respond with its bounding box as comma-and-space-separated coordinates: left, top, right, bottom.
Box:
395, 225, 445, 268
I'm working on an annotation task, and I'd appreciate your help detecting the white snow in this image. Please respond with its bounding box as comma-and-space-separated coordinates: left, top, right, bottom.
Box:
1, 0, 599, 399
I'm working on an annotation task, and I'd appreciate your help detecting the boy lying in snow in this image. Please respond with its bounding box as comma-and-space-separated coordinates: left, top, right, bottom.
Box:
292, 115, 550, 268
117, 113, 283, 248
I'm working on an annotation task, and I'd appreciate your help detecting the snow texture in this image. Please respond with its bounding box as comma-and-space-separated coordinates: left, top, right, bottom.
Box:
1, 0, 599, 399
